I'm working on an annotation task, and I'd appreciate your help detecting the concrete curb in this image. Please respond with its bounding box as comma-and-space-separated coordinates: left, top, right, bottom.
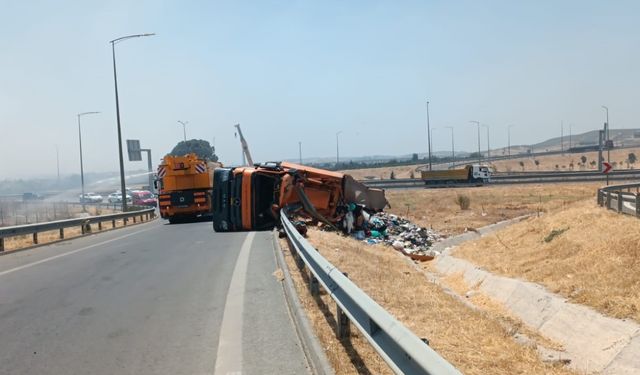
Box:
429, 215, 640, 374
272, 232, 335, 375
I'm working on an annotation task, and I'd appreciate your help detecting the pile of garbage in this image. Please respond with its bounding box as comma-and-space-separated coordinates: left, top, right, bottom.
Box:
340, 204, 442, 260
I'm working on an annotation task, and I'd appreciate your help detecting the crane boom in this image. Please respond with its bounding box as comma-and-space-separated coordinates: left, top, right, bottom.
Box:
234, 124, 254, 166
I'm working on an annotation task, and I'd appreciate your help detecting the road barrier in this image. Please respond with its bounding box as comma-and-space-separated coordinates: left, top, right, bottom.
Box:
0, 207, 156, 252
362, 170, 640, 190
281, 212, 461, 375
597, 183, 640, 217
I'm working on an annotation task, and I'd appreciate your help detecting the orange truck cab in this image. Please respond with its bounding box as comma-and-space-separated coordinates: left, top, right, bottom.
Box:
212, 162, 387, 232
156, 154, 215, 223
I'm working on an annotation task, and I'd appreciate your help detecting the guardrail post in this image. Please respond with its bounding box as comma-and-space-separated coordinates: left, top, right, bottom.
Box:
59, 228, 64, 239
0, 237, 4, 252
636, 195, 640, 217
33, 232, 38, 245
124, 218, 128, 226
597, 190, 603, 206
336, 303, 351, 339
133, 216, 137, 224
98, 222, 103, 230
336, 272, 351, 339
618, 192, 623, 213
112, 219, 116, 228
606, 192, 612, 209
309, 273, 319, 296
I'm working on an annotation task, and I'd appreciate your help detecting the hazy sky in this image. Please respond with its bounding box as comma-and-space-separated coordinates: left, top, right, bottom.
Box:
1, 0, 639, 178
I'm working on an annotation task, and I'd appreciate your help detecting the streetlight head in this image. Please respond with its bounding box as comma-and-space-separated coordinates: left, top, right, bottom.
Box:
110, 33, 156, 44
78, 111, 101, 117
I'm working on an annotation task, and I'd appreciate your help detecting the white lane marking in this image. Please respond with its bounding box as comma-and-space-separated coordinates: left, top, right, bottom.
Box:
214, 232, 255, 375
0, 226, 155, 277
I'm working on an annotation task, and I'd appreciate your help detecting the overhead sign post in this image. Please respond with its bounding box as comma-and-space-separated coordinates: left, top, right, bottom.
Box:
126, 139, 142, 161
602, 162, 612, 174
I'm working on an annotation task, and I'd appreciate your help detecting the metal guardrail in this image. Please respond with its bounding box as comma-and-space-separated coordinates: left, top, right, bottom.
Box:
361, 170, 640, 190
597, 183, 640, 217
0, 207, 156, 252
281, 212, 461, 375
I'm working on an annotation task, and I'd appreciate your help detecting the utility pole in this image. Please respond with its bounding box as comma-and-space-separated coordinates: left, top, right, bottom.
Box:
426, 100, 432, 171
469, 121, 481, 165
298, 141, 302, 164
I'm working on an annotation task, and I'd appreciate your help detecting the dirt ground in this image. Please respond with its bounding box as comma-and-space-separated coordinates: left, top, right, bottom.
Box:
454, 199, 640, 323
282, 231, 576, 375
385, 183, 600, 236
490, 147, 640, 172
339, 146, 640, 180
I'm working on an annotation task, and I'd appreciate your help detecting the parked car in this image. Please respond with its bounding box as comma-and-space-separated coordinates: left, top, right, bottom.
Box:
131, 190, 157, 206
79, 193, 103, 203
107, 191, 132, 204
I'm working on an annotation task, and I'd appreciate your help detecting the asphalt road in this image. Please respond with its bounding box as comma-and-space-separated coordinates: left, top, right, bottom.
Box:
0, 219, 310, 375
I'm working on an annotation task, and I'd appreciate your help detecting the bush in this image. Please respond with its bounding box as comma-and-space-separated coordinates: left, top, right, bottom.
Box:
455, 195, 471, 210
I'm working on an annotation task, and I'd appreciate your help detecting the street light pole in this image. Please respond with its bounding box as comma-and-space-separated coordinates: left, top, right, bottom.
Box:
110, 33, 155, 212
426, 100, 432, 171
569, 124, 572, 151
77, 111, 100, 212
178, 120, 188, 142
469, 121, 481, 165
336, 131, 342, 167
508, 124, 515, 158
602, 105, 610, 185
482, 124, 490, 160
561, 120, 564, 154
298, 141, 302, 164
56, 145, 60, 184
602, 106, 609, 140
444, 126, 454, 167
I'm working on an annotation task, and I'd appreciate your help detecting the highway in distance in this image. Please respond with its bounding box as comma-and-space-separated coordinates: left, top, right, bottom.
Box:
0, 219, 310, 375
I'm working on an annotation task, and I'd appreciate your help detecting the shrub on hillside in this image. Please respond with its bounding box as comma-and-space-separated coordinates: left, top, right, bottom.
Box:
455, 194, 471, 210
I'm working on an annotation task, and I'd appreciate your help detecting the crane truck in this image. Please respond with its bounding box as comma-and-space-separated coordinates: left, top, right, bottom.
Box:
234, 124, 254, 166
156, 153, 219, 223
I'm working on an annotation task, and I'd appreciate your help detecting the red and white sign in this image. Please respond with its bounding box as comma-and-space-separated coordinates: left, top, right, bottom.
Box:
602, 162, 612, 174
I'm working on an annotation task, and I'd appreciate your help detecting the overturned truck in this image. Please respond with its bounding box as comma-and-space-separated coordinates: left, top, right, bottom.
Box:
212, 162, 388, 232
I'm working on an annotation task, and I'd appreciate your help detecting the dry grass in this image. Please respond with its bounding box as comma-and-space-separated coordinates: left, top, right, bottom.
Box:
280, 238, 391, 375
339, 147, 640, 180
2, 218, 139, 252
454, 200, 640, 322
385, 183, 599, 236
283, 230, 577, 375
490, 147, 640, 173
439, 272, 565, 352
340, 164, 422, 180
